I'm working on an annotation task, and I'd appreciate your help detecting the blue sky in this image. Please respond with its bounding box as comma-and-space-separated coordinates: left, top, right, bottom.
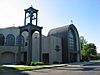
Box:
0, 0, 100, 53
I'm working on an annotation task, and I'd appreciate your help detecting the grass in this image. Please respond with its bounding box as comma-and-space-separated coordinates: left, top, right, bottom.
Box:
90, 59, 100, 62
0, 65, 49, 72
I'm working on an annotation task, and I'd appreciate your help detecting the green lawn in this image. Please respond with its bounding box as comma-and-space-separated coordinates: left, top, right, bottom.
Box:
90, 60, 100, 62
0, 65, 49, 72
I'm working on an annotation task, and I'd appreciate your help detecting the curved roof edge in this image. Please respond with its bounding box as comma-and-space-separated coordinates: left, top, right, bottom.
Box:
48, 24, 78, 36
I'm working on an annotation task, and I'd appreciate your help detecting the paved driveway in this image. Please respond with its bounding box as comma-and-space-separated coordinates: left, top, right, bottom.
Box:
1, 62, 100, 75
0, 67, 100, 75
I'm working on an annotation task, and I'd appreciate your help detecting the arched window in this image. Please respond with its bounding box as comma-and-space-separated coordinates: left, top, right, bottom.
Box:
6, 34, 15, 46
0, 34, 5, 46
68, 29, 76, 51
16, 35, 24, 46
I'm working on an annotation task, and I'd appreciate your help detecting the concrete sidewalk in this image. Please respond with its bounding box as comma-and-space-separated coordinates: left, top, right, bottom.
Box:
46, 62, 97, 67
2, 64, 67, 68
2, 62, 97, 68
67, 62, 98, 67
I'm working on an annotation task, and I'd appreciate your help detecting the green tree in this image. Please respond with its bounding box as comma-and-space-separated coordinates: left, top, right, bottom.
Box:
80, 36, 87, 56
80, 36, 87, 51
80, 36, 97, 61
88, 43, 97, 56
84, 43, 97, 60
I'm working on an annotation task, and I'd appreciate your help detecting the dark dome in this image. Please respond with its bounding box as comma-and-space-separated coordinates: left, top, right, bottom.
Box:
48, 24, 80, 63
48, 24, 78, 37
48, 25, 69, 36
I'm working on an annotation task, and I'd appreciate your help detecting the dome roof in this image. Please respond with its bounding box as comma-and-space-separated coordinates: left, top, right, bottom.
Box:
48, 24, 77, 36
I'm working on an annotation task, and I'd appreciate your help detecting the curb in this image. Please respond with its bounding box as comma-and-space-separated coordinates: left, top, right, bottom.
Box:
0, 64, 68, 72
82, 62, 98, 66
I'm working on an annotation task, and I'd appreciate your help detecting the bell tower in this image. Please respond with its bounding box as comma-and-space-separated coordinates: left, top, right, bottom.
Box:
24, 6, 38, 26
18, 6, 43, 65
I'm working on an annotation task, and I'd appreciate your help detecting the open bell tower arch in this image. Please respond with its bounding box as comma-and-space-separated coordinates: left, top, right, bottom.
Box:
18, 6, 43, 65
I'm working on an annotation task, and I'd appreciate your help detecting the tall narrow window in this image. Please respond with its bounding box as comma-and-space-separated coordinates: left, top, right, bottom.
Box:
0, 34, 5, 46
16, 35, 24, 46
6, 34, 15, 46
68, 29, 75, 51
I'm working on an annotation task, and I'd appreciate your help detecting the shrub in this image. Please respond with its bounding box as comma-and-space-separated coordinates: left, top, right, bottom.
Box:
53, 61, 59, 64
31, 62, 45, 66
20, 61, 26, 65
80, 59, 84, 62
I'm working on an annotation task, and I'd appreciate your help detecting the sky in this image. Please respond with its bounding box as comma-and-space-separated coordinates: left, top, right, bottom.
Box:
0, 0, 100, 53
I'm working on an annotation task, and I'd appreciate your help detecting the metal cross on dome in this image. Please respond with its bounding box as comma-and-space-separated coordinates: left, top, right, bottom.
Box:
71, 20, 73, 24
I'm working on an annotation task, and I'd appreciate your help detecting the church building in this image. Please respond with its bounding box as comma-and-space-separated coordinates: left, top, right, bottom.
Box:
0, 6, 81, 64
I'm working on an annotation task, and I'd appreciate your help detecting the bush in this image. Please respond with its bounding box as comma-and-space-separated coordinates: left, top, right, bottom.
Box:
82, 56, 90, 62
20, 61, 26, 65
53, 61, 59, 64
31, 62, 45, 66
80, 59, 84, 62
